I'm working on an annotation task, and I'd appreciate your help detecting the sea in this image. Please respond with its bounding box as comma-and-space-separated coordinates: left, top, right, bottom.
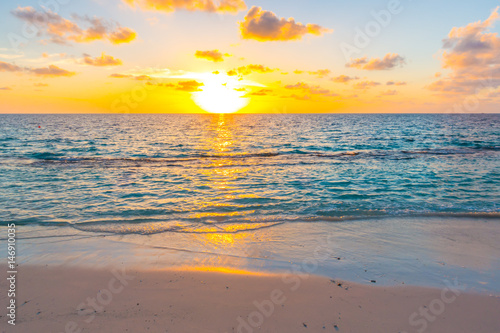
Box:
0, 113, 498, 233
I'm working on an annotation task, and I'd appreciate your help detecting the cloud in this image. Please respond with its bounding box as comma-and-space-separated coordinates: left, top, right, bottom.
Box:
240, 6, 332, 41
110, 73, 205, 92
145, 82, 176, 88
108, 27, 137, 44
109, 73, 151, 80
0, 87, 12, 90
11, 7, 137, 45
248, 88, 272, 96
288, 94, 311, 101
234, 64, 276, 75
83, 53, 123, 66
30, 65, 76, 77
285, 82, 338, 97
346, 53, 405, 70
110, 73, 132, 79
176, 80, 204, 92
109, 67, 265, 92
307, 69, 331, 78
34, 83, 49, 87
380, 90, 398, 96
123, 0, 247, 13
0, 61, 23, 72
1, 60, 75, 77
195, 50, 228, 62
386, 81, 406, 86
428, 7, 500, 94
135, 75, 152, 80
294, 69, 332, 77
353, 81, 381, 89
148, 81, 209, 92
332, 75, 359, 83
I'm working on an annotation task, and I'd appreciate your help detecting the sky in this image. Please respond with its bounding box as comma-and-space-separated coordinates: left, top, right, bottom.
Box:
0, 0, 499, 113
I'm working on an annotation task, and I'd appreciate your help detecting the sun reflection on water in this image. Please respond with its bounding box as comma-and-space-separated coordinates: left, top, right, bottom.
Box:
175, 115, 277, 270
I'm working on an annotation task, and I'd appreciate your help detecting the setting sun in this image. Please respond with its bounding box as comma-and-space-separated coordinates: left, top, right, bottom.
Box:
193, 79, 249, 114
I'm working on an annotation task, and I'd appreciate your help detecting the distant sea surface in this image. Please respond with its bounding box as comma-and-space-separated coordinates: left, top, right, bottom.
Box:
0, 114, 498, 235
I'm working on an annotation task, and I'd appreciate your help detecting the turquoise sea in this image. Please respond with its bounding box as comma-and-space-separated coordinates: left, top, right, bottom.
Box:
0, 113, 498, 233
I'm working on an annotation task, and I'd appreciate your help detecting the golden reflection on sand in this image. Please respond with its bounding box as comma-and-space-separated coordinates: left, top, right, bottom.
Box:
171, 266, 267, 276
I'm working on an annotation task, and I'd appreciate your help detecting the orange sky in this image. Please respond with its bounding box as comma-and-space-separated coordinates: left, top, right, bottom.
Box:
0, 1, 499, 113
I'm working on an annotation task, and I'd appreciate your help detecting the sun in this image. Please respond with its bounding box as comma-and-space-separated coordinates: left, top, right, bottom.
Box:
193, 78, 249, 114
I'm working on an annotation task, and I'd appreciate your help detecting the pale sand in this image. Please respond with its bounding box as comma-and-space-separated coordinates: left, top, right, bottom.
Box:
1, 265, 499, 333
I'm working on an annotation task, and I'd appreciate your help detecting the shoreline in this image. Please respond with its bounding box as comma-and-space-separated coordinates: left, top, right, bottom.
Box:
1, 264, 499, 333
3, 216, 499, 293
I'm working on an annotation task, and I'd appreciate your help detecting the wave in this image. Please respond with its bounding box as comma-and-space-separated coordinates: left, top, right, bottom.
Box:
71, 220, 284, 235
2, 212, 498, 236
2, 146, 497, 168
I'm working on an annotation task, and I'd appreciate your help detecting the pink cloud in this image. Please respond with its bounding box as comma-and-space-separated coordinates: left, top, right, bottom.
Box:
240, 6, 332, 41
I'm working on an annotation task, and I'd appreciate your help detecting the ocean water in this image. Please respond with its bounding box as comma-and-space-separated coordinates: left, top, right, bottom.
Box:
0, 114, 498, 235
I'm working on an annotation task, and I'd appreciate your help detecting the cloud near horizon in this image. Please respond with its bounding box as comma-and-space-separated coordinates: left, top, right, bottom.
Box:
247, 88, 273, 96
123, 0, 247, 14
194, 50, 230, 62
0, 61, 23, 72
346, 54, 405, 70
11, 7, 137, 45
84, 53, 123, 66
285, 82, 338, 98
235, 64, 276, 75
176, 80, 204, 91
1, 60, 75, 77
109, 73, 205, 92
308, 69, 331, 78
386, 81, 406, 86
428, 7, 500, 94
332, 75, 359, 83
353, 81, 381, 89
240, 6, 332, 41
227, 64, 276, 77
30, 65, 76, 77
110, 73, 151, 80
380, 89, 398, 96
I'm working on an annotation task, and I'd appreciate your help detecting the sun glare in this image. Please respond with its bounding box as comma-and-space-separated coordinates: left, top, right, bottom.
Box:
193, 77, 249, 114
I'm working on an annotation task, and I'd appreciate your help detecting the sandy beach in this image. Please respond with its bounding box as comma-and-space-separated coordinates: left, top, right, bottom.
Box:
1, 264, 499, 333
1, 216, 499, 332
